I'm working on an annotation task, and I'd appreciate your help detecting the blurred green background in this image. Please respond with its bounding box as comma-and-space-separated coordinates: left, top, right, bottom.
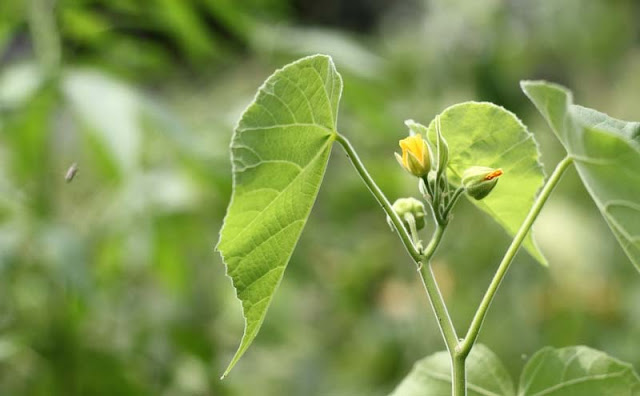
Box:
1, 0, 639, 394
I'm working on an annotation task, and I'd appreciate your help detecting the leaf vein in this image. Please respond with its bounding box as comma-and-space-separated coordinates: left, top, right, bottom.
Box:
222, 141, 331, 249
529, 370, 628, 396
279, 74, 316, 124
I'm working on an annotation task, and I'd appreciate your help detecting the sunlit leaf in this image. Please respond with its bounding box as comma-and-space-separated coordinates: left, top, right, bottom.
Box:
217, 55, 341, 377
424, 102, 546, 265
522, 81, 640, 270
519, 346, 640, 395
390, 344, 516, 396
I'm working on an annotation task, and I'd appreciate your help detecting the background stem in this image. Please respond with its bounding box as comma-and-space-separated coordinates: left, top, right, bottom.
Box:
29, 0, 61, 76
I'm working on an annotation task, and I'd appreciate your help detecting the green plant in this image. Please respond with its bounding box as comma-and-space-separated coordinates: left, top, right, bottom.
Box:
217, 55, 640, 395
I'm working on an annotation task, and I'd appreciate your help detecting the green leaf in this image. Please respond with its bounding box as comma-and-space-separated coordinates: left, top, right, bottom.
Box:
424, 102, 547, 265
216, 55, 342, 377
521, 81, 640, 270
519, 346, 640, 395
390, 344, 516, 396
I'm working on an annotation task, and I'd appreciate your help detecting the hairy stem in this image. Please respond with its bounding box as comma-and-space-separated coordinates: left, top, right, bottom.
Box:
460, 156, 573, 355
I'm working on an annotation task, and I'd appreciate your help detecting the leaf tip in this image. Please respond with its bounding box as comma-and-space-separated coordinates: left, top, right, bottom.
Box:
520, 79, 573, 100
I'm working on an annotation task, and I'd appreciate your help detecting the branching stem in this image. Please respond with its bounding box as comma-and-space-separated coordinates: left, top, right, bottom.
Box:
337, 132, 461, 387
338, 131, 573, 396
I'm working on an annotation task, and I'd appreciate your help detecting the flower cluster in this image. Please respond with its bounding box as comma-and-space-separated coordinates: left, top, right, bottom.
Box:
391, 117, 504, 233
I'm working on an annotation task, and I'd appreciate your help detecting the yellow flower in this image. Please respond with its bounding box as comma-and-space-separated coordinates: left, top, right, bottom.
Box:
395, 134, 431, 177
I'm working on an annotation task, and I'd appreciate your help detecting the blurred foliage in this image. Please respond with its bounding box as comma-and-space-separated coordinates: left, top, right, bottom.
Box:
0, 0, 639, 395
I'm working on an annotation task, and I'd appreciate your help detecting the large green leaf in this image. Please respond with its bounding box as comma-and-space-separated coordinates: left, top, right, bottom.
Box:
519, 346, 640, 395
425, 102, 546, 265
521, 81, 640, 270
390, 344, 516, 396
392, 345, 639, 396
217, 55, 342, 377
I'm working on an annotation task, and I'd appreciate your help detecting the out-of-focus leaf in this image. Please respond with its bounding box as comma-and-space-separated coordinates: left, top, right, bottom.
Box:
519, 346, 640, 395
0, 63, 44, 109
62, 69, 143, 173
60, 7, 110, 44
390, 344, 515, 396
2, 86, 56, 187
423, 102, 546, 265
201, 0, 252, 40
522, 81, 640, 270
250, 25, 385, 80
156, 0, 219, 60
0, 1, 24, 53
217, 55, 341, 377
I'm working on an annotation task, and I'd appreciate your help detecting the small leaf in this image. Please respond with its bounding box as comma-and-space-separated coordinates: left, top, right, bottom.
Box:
426, 103, 547, 265
522, 81, 640, 270
518, 346, 640, 395
217, 55, 342, 376
390, 344, 516, 396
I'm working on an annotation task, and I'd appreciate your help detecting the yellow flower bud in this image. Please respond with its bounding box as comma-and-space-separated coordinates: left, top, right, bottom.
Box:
395, 134, 431, 177
462, 166, 504, 200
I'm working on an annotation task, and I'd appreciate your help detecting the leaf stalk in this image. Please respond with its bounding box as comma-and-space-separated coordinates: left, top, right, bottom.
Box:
459, 156, 574, 355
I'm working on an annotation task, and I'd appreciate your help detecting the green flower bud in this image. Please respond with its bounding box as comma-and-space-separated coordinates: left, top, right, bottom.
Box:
390, 197, 426, 230
435, 116, 449, 175
462, 166, 504, 200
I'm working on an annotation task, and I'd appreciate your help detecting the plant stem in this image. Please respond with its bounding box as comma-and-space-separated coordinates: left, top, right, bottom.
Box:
422, 224, 445, 261
403, 213, 421, 249
28, 0, 61, 76
419, 226, 463, 393
443, 186, 466, 219
417, 262, 458, 352
335, 133, 422, 261
452, 354, 466, 396
459, 156, 573, 355
336, 133, 462, 392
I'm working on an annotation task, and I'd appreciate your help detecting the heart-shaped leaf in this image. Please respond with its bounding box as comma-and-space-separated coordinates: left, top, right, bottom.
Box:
519, 346, 640, 395
217, 55, 342, 376
522, 81, 640, 270
390, 344, 516, 396
425, 102, 547, 265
